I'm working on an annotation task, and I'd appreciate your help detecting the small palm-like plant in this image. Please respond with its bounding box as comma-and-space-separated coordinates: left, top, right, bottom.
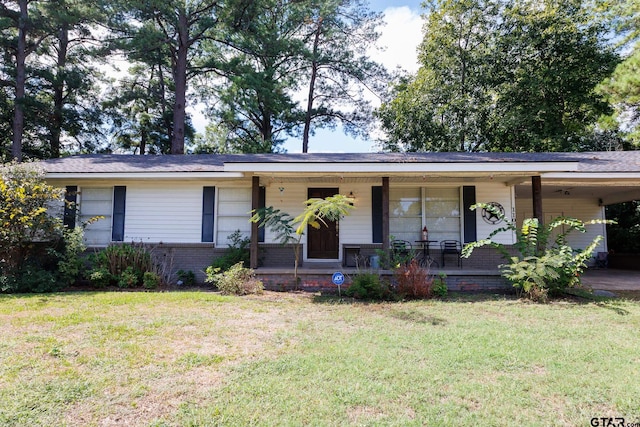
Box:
251, 194, 354, 288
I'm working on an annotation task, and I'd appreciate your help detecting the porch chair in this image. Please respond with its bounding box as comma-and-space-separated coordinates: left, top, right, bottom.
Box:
391, 239, 413, 264
440, 240, 462, 267
595, 251, 608, 268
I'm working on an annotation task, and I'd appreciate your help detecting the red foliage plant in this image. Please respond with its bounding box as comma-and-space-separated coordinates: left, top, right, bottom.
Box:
394, 259, 433, 299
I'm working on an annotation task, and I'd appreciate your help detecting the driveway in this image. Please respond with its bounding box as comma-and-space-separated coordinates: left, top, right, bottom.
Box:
581, 269, 640, 291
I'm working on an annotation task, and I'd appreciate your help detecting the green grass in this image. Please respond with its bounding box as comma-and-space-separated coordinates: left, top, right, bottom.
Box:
1, 291, 639, 426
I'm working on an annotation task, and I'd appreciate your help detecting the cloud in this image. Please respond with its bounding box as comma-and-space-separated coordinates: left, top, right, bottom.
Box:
375, 6, 423, 74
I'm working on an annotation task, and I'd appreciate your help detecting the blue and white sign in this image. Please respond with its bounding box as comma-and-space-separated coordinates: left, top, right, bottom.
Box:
332, 272, 345, 286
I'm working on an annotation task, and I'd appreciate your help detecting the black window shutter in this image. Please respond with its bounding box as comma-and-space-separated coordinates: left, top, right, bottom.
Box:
463, 186, 477, 243
258, 186, 266, 243
201, 186, 215, 242
63, 186, 78, 229
112, 186, 126, 242
372, 186, 383, 243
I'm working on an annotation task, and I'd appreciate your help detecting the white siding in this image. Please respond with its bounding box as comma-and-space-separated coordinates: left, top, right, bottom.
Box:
80, 187, 113, 246
339, 183, 373, 245
262, 182, 372, 262
216, 187, 252, 246
476, 183, 516, 244
516, 197, 607, 253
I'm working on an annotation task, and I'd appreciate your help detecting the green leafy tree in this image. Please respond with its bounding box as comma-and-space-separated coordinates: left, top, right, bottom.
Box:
299, 0, 387, 153
490, 0, 619, 152
106, 0, 221, 155
378, 0, 501, 152
0, 164, 63, 284
203, 0, 307, 153
379, 0, 619, 153
462, 203, 611, 301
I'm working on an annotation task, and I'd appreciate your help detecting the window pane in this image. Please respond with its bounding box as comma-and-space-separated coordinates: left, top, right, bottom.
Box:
390, 188, 421, 242
425, 188, 460, 241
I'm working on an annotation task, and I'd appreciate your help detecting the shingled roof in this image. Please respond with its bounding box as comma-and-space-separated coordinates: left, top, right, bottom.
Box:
39, 151, 640, 174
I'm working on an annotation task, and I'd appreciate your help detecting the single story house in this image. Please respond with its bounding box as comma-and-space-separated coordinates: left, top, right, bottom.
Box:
41, 151, 640, 289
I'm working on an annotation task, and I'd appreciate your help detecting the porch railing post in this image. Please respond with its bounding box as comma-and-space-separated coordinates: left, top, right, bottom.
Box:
532, 175, 543, 226
250, 176, 260, 269
382, 177, 390, 249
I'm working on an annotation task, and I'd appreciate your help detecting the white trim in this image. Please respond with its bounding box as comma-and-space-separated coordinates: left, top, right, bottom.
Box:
542, 172, 640, 179
46, 172, 245, 180
224, 162, 578, 174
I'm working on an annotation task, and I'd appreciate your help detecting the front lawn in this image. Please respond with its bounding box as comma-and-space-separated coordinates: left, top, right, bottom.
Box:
1, 291, 639, 426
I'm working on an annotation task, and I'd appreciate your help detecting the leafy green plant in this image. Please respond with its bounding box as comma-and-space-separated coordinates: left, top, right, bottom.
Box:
89, 242, 166, 289
176, 269, 196, 286
394, 259, 433, 299
143, 272, 161, 289
210, 230, 250, 272
56, 226, 88, 286
432, 273, 448, 298
345, 272, 393, 300
89, 268, 112, 288
463, 203, 612, 300
205, 262, 263, 295
118, 266, 139, 288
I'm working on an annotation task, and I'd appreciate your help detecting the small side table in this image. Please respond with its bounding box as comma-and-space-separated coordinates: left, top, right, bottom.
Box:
415, 240, 439, 267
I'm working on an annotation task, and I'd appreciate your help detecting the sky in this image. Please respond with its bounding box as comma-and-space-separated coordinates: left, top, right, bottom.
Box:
189, 1, 426, 154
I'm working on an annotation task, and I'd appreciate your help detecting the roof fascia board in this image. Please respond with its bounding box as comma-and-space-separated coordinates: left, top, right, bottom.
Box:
542, 173, 640, 179
45, 172, 245, 179
225, 162, 578, 174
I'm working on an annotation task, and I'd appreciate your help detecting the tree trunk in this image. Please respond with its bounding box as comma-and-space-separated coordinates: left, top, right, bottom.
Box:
51, 23, 69, 158
171, 11, 188, 155
157, 63, 172, 149
12, 0, 28, 162
302, 18, 323, 154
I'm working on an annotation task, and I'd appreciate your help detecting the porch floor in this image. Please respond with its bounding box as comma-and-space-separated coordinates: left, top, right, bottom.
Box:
581, 269, 640, 291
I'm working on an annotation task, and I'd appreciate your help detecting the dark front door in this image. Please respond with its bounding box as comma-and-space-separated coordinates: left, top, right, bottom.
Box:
307, 188, 339, 259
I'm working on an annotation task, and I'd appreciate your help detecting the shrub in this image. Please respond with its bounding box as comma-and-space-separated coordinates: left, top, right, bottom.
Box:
463, 203, 611, 301
345, 272, 393, 300
89, 268, 112, 288
118, 266, 139, 288
176, 269, 196, 286
1, 265, 59, 293
205, 262, 263, 295
0, 162, 64, 276
432, 273, 448, 298
89, 242, 166, 289
91, 243, 153, 278
143, 272, 161, 289
210, 230, 250, 272
57, 226, 88, 286
395, 259, 432, 299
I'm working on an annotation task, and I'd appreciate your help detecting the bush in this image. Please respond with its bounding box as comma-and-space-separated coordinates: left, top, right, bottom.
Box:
395, 259, 432, 299
345, 272, 393, 300
210, 230, 250, 272
205, 262, 263, 295
143, 272, 161, 289
118, 266, 139, 288
57, 227, 88, 286
89, 268, 112, 288
432, 273, 448, 298
0, 162, 64, 276
176, 269, 196, 286
89, 242, 165, 289
463, 203, 610, 301
1, 265, 59, 293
